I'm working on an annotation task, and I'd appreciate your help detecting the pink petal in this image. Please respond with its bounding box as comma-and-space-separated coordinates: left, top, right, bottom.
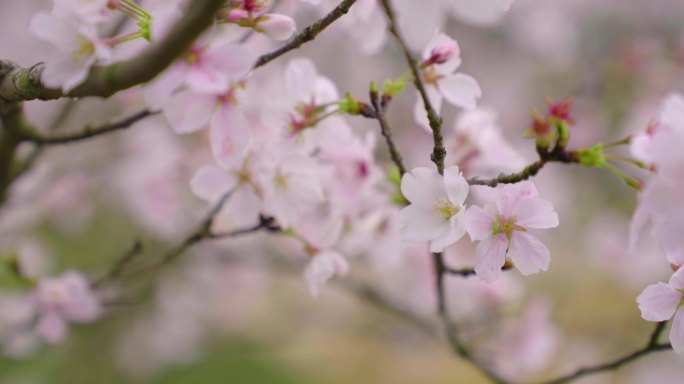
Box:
508, 232, 551, 276
400, 167, 444, 207
430, 210, 467, 252
190, 165, 237, 203
163, 91, 214, 134
209, 107, 251, 169
636, 283, 681, 322
512, 197, 559, 229
668, 267, 684, 291
671, 308, 684, 354
496, 181, 539, 217
465, 205, 495, 241
437, 73, 481, 110
474, 233, 508, 283
443, 165, 469, 206
37, 311, 67, 344
399, 204, 447, 243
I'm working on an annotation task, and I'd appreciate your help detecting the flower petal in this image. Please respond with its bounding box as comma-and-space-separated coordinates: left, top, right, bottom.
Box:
465, 205, 495, 241
399, 204, 446, 243
670, 308, 684, 354
190, 165, 237, 203
497, 181, 539, 218
443, 165, 469, 206
209, 107, 251, 169
636, 282, 681, 322
438, 73, 482, 110
508, 232, 551, 276
400, 167, 445, 207
513, 197, 559, 229
474, 233, 508, 283
430, 209, 467, 252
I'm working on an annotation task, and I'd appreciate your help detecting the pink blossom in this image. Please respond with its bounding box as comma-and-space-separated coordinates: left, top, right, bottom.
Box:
31, 271, 102, 344
303, 250, 349, 298
399, 166, 469, 253
30, 11, 112, 91
465, 181, 559, 282
52, 0, 110, 24
414, 33, 481, 130
636, 267, 684, 353
257, 14, 296, 41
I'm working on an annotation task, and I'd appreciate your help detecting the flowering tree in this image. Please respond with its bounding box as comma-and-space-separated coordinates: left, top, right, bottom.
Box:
0, 0, 683, 382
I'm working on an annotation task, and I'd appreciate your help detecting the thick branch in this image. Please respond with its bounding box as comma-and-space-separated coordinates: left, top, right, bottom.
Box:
539, 322, 672, 384
254, 0, 358, 69
16, 109, 156, 145
0, 0, 225, 105
0, 104, 29, 202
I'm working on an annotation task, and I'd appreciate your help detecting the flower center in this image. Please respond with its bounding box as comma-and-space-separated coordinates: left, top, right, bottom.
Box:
492, 215, 524, 239
436, 198, 459, 219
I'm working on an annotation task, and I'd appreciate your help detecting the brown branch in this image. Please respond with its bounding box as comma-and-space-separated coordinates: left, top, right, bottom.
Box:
0, 0, 225, 106
254, 0, 358, 69
92, 241, 143, 288
468, 147, 578, 187
16, 109, 157, 145
378, 0, 445, 174
538, 321, 672, 384
369, 90, 406, 175
0, 104, 29, 203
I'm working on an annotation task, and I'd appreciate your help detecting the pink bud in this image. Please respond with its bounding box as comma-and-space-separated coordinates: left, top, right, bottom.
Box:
226, 8, 249, 22
429, 41, 459, 64
258, 14, 296, 41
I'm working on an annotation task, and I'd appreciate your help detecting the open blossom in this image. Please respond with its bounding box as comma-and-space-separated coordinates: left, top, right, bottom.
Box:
304, 250, 349, 298
399, 166, 469, 253
414, 33, 481, 130
52, 0, 110, 24
30, 11, 111, 91
465, 181, 559, 283
636, 267, 684, 353
31, 271, 102, 344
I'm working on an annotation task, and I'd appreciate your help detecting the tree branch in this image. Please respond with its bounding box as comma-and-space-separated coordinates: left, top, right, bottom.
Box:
15, 109, 157, 145
254, 0, 358, 69
378, 0, 445, 174
0, 104, 30, 203
369, 90, 406, 175
538, 321, 672, 384
0, 0, 225, 106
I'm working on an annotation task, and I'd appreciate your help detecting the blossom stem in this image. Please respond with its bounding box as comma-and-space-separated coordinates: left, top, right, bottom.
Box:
369, 87, 406, 175
379, 0, 445, 175
253, 0, 358, 69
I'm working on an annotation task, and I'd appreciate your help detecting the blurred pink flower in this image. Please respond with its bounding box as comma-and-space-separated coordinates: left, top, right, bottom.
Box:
636, 267, 684, 353
304, 250, 349, 298
31, 271, 102, 344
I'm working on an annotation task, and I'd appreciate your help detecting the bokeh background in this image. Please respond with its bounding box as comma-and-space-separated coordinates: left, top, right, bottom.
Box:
1, 0, 684, 383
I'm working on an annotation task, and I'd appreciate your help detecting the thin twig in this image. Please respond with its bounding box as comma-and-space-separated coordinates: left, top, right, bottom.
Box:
92, 241, 143, 288
254, 0, 358, 69
378, 0, 445, 174
538, 321, 672, 384
16, 109, 157, 145
369, 89, 406, 175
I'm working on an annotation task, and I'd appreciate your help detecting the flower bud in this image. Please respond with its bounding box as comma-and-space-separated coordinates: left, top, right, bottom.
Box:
258, 14, 295, 41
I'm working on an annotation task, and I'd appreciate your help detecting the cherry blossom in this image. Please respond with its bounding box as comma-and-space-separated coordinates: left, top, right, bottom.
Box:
465, 181, 559, 282
399, 166, 469, 253
303, 250, 349, 298
414, 32, 482, 130
448, 0, 515, 26
30, 11, 112, 91
30, 271, 102, 344
636, 267, 684, 353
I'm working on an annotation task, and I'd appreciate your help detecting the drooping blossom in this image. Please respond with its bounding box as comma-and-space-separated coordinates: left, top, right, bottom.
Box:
30, 11, 112, 91
465, 181, 559, 282
303, 250, 349, 298
399, 166, 469, 253
30, 271, 102, 344
636, 267, 684, 353
414, 33, 482, 130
